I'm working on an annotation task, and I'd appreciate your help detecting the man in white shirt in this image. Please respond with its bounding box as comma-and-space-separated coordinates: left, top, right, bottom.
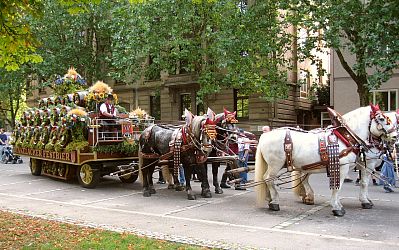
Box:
100, 94, 118, 119
99, 94, 119, 139
236, 129, 257, 190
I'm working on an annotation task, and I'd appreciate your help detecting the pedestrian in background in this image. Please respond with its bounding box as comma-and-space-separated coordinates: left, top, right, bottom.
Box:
0, 128, 8, 157
262, 125, 271, 133
379, 151, 396, 192
235, 129, 257, 190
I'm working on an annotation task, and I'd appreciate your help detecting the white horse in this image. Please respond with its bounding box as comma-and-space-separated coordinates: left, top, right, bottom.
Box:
291, 110, 398, 211
254, 105, 397, 216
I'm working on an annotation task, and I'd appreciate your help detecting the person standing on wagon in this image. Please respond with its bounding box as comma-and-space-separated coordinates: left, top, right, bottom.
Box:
99, 94, 119, 139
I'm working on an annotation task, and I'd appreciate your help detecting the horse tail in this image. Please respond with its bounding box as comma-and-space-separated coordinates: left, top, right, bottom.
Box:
291, 171, 306, 199
254, 144, 269, 207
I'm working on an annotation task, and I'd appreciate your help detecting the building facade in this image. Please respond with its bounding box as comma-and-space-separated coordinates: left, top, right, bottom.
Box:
330, 50, 399, 114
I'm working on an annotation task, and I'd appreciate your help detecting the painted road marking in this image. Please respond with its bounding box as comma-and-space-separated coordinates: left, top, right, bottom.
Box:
0, 192, 398, 247
0, 179, 45, 187
272, 201, 330, 229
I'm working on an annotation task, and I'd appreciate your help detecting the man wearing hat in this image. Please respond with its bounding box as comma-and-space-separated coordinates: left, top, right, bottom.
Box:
100, 94, 118, 119
99, 94, 119, 139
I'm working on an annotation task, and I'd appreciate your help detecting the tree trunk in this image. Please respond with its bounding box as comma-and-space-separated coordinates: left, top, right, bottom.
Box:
354, 73, 369, 106
356, 82, 370, 107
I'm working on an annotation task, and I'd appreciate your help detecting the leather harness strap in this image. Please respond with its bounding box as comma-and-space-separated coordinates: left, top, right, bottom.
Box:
319, 135, 328, 162
284, 130, 294, 172
327, 134, 340, 189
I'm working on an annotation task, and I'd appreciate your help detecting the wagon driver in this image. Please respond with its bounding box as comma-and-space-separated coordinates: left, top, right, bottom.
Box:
100, 94, 119, 119
100, 94, 119, 138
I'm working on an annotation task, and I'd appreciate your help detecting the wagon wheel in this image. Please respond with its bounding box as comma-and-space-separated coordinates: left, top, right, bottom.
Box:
30, 158, 42, 176
77, 163, 100, 188
119, 173, 139, 184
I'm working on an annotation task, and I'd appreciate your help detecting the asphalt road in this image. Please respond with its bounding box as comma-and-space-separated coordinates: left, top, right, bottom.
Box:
1, 157, 399, 250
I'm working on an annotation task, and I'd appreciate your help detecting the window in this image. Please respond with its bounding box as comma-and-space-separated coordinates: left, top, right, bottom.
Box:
180, 93, 191, 120
150, 95, 161, 120
299, 70, 310, 98
234, 89, 249, 119
321, 112, 331, 128
371, 89, 398, 111
196, 102, 205, 116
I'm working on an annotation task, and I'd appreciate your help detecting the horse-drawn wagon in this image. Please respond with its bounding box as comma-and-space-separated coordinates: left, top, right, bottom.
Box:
11, 68, 154, 188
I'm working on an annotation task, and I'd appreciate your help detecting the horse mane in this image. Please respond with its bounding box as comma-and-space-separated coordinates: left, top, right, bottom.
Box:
191, 115, 205, 138
342, 106, 371, 139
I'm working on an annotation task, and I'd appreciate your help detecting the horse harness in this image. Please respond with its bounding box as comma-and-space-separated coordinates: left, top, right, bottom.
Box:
283, 108, 373, 189
140, 123, 215, 177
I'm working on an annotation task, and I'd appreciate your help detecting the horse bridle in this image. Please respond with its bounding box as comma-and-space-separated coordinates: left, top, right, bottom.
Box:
370, 111, 395, 135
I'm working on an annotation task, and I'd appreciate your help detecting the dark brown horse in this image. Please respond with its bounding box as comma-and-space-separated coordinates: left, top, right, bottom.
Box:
207, 108, 239, 194
138, 109, 217, 200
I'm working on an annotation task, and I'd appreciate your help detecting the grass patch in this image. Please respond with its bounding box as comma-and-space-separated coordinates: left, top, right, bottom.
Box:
0, 211, 207, 250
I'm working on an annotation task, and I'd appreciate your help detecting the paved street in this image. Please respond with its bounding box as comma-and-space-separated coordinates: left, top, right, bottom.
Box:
1, 156, 399, 249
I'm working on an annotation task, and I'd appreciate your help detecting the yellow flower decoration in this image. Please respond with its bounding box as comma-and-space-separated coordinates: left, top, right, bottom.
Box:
89, 81, 113, 94
68, 108, 87, 117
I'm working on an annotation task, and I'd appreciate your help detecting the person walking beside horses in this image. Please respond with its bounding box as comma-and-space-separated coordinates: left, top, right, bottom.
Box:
379, 151, 397, 192
235, 129, 257, 190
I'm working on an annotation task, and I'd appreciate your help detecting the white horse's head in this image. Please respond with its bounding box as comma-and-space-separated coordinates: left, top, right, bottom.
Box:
378, 110, 399, 148
368, 104, 397, 141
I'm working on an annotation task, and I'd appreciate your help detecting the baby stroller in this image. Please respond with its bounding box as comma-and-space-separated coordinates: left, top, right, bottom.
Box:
1, 146, 23, 164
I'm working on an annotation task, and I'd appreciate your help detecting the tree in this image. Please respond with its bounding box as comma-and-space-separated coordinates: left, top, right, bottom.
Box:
28, 0, 113, 84
281, 0, 399, 106
110, 0, 292, 100
0, 68, 30, 128
0, 0, 43, 71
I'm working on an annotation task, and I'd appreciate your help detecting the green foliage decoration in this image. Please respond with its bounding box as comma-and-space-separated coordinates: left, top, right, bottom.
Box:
93, 141, 138, 155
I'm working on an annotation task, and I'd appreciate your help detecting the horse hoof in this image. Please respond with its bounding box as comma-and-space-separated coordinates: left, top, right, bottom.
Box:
268, 203, 280, 211
150, 189, 156, 194
361, 203, 373, 209
175, 186, 184, 191
201, 191, 212, 198
332, 209, 345, 217
214, 187, 223, 194
367, 199, 374, 206
143, 191, 151, 197
188, 194, 196, 200
167, 184, 174, 189
302, 197, 314, 205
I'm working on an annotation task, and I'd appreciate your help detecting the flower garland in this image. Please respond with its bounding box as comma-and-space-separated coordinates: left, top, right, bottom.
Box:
84, 81, 118, 112
54, 126, 71, 152
45, 127, 59, 151
30, 127, 41, 148
64, 109, 89, 152
36, 126, 50, 150
53, 67, 86, 96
